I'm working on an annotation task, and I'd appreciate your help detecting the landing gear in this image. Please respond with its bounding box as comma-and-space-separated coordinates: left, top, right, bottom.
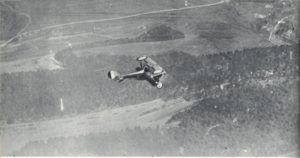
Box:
156, 82, 163, 89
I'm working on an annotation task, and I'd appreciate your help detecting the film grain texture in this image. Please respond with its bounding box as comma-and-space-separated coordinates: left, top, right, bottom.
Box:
0, 0, 299, 156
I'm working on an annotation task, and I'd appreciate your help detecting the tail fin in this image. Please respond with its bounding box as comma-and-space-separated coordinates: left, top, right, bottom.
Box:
108, 71, 124, 82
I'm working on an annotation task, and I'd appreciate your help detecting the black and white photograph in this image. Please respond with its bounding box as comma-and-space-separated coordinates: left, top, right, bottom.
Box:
0, 0, 299, 156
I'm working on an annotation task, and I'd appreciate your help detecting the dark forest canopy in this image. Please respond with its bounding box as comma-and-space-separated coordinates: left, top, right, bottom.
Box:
0, 44, 298, 123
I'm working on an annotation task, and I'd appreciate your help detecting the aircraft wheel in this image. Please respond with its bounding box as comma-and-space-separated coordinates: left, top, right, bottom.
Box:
156, 82, 163, 89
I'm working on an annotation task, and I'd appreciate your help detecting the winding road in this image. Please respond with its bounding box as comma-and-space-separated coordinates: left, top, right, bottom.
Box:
0, 0, 225, 48
0, 1, 31, 48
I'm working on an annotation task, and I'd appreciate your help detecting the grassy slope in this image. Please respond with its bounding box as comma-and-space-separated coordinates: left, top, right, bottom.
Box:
1, 0, 277, 61
2, 44, 299, 156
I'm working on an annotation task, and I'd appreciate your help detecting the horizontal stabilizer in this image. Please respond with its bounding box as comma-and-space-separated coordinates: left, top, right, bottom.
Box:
108, 71, 124, 81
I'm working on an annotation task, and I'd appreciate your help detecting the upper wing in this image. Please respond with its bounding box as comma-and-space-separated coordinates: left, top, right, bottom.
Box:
144, 57, 165, 74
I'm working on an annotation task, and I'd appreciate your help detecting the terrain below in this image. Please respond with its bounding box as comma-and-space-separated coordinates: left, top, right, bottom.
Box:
1, 97, 195, 155
0, 0, 299, 156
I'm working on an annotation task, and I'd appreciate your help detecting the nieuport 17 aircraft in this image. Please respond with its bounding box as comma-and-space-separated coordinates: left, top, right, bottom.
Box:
108, 56, 166, 88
